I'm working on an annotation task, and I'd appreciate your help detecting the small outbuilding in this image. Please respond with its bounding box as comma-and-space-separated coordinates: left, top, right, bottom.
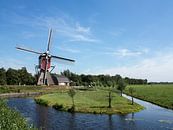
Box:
51, 75, 70, 86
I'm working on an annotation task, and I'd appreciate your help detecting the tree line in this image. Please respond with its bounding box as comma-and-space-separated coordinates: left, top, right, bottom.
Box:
0, 67, 36, 85
61, 69, 148, 87
0, 67, 147, 86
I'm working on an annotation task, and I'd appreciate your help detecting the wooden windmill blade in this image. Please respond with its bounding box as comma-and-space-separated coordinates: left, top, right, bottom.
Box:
47, 28, 53, 52
51, 55, 75, 62
16, 47, 42, 55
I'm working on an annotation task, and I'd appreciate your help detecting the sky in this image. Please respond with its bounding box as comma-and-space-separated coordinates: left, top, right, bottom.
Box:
1, 0, 173, 82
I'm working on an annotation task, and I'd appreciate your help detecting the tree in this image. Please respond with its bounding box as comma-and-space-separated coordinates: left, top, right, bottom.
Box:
0, 68, 7, 85
68, 88, 76, 112
18, 67, 36, 85
117, 78, 126, 96
128, 87, 135, 105
6, 68, 19, 85
107, 91, 113, 108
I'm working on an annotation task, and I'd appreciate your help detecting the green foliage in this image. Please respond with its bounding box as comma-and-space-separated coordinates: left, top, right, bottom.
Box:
0, 67, 148, 86
52, 104, 63, 110
6, 68, 20, 85
125, 77, 147, 85
68, 88, 76, 109
67, 106, 75, 113
128, 87, 135, 105
35, 98, 49, 106
128, 87, 135, 95
117, 77, 126, 96
125, 84, 173, 109
0, 86, 18, 94
0, 67, 36, 85
0, 100, 35, 130
68, 88, 76, 98
61, 70, 147, 87
18, 67, 36, 85
0, 68, 7, 85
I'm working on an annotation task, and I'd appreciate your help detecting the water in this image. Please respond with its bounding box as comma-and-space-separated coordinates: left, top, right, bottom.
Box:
7, 96, 173, 130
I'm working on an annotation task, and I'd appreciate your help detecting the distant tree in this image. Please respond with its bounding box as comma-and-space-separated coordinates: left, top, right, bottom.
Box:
107, 91, 113, 108
18, 67, 29, 85
18, 67, 36, 85
124, 77, 130, 84
128, 87, 135, 105
117, 78, 126, 96
61, 70, 147, 87
114, 74, 122, 84
6, 68, 19, 85
68, 88, 76, 112
61, 69, 71, 78
0, 68, 7, 85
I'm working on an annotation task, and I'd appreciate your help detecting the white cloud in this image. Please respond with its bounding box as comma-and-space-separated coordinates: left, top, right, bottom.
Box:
75, 23, 90, 34
6, 12, 98, 43
95, 53, 173, 82
34, 16, 98, 43
106, 48, 148, 57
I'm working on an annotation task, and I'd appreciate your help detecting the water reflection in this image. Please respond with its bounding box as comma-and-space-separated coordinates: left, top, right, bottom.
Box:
68, 113, 76, 130
36, 105, 48, 129
128, 113, 137, 130
7, 98, 173, 130
108, 115, 114, 130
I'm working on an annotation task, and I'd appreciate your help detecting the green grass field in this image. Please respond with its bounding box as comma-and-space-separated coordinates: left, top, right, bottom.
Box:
35, 89, 144, 114
125, 84, 173, 109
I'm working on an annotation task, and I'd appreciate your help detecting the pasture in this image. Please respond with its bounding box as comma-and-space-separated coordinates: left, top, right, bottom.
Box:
125, 84, 173, 109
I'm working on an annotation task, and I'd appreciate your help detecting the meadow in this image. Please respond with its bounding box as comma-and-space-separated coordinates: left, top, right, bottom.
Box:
125, 84, 173, 109
35, 89, 144, 114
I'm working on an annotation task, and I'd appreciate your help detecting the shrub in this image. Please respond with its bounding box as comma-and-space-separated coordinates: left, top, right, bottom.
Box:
0, 100, 36, 130
34, 99, 48, 106
67, 106, 75, 113
52, 104, 63, 110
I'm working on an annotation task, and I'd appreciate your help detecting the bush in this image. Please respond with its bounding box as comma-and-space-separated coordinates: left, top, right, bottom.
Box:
52, 104, 63, 110
67, 106, 75, 113
0, 100, 36, 130
34, 99, 49, 106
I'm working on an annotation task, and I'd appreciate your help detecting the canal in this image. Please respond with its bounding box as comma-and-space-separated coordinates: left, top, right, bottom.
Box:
7, 95, 173, 130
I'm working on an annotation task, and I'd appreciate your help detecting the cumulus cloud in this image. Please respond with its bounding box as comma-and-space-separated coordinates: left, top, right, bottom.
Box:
96, 53, 173, 82
106, 48, 148, 57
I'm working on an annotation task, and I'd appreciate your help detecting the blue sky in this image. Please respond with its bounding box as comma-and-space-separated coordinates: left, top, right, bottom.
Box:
1, 0, 173, 82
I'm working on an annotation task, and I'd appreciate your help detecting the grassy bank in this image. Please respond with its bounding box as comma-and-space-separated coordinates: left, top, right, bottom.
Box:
35, 89, 144, 114
0, 85, 68, 94
125, 84, 173, 109
0, 100, 36, 130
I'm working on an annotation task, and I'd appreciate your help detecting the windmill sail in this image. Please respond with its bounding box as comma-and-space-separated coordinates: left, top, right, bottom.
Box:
16, 47, 42, 55
52, 55, 75, 62
47, 29, 52, 52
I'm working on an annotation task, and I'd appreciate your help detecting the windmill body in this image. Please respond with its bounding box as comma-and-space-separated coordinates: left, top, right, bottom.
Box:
16, 29, 75, 86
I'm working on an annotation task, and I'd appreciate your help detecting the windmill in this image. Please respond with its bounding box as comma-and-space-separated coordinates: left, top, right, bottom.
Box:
16, 29, 75, 85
